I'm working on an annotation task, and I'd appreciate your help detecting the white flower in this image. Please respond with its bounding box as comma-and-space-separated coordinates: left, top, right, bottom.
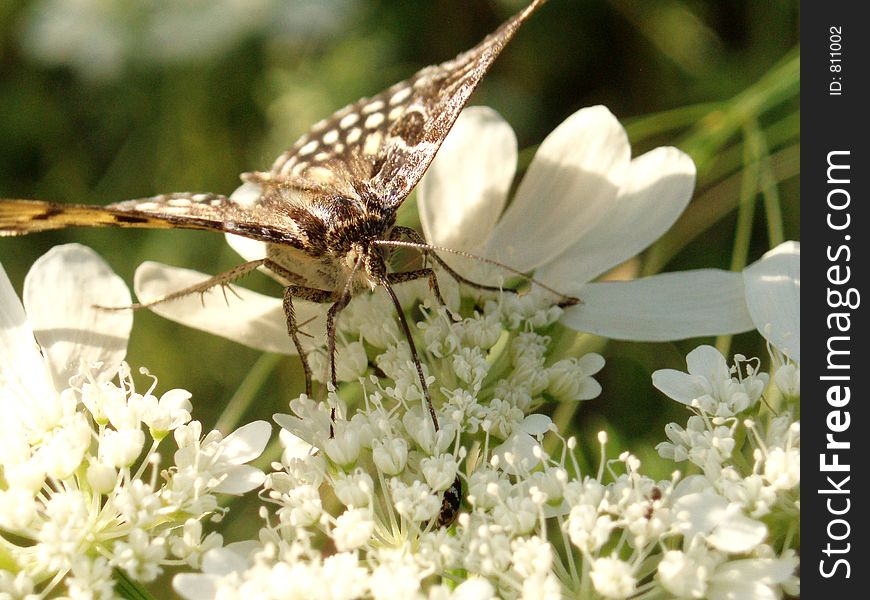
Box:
743, 241, 800, 398
652, 345, 768, 417
0, 245, 269, 596
372, 437, 409, 475
173, 420, 270, 496
333, 470, 374, 507
448, 578, 497, 600
706, 554, 798, 600
333, 507, 375, 551
657, 547, 722, 598
140, 387, 194, 439
111, 528, 167, 582
1, 243, 131, 398
391, 479, 441, 523
419, 106, 756, 342
742, 241, 800, 364
589, 556, 637, 599
566, 504, 615, 553
673, 487, 767, 554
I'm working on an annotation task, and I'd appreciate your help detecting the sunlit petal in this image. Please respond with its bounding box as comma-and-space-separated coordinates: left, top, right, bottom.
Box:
0, 263, 55, 402
743, 241, 800, 362
537, 146, 695, 288
561, 270, 754, 340
419, 106, 517, 251
484, 106, 630, 270
23, 244, 132, 390
134, 261, 325, 354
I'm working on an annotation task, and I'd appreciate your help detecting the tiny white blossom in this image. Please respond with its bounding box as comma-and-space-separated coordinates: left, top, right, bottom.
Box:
589, 556, 637, 599
391, 479, 441, 523
333, 507, 375, 551
372, 437, 409, 475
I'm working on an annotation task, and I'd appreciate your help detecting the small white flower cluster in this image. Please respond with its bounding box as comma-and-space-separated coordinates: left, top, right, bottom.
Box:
174, 289, 606, 599
0, 363, 269, 597
651, 345, 800, 599
172, 300, 800, 600
0, 245, 270, 598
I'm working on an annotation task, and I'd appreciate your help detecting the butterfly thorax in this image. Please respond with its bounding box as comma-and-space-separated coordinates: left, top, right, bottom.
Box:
261, 179, 396, 293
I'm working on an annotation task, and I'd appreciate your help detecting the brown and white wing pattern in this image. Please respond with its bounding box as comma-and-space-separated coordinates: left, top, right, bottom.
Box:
269, 0, 546, 207
1, 0, 546, 244
0, 192, 306, 247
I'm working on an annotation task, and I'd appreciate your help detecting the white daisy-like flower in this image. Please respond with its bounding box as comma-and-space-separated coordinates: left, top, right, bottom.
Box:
418, 105, 755, 341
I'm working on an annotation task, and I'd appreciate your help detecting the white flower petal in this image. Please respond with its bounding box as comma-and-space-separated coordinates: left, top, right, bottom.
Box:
224, 183, 270, 262
492, 433, 542, 475
537, 146, 695, 287
279, 427, 315, 460
229, 181, 263, 209
708, 580, 776, 600
652, 370, 709, 406
675, 491, 729, 539
173, 574, 220, 600
452, 578, 496, 600
220, 420, 271, 464
711, 557, 797, 586
484, 106, 630, 270
201, 545, 250, 575
134, 261, 325, 354
212, 464, 265, 494
520, 413, 552, 436
23, 244, 131, 390
0, 262, 55, 401
560, 270, 754, 340
706, 506, 767, 553
225, 233, 268, 262
743, 241, 800, 362
685, 345, 728, 378
419, 106, 516, 251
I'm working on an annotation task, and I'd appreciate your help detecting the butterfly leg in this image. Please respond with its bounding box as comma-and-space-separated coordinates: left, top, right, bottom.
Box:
386, 269, 453, 317
101, 259, 270, 310
261, 259, 340, 397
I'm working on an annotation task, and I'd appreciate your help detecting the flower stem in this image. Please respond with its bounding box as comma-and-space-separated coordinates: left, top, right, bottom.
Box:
113, 569, 155, 600
214, 352, 283, 434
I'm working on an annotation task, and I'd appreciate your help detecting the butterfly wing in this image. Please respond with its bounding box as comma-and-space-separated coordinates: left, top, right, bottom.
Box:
0, 194, 306, 247
1, 0, 545, 242
269, 0, 546, 207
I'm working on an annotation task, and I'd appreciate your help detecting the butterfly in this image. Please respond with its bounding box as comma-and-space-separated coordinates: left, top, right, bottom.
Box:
0, 0, 572, 432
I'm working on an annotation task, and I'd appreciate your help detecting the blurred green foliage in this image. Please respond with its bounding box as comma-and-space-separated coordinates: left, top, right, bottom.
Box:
1, 0, 798, 480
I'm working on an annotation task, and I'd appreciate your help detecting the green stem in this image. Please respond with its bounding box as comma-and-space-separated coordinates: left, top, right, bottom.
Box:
214, 353, 283, 434
715, 121, 762, 358
730, 122, 762, 273
114, 569, 156, 600
624, 101, 722, 142
679, 51, 799, 169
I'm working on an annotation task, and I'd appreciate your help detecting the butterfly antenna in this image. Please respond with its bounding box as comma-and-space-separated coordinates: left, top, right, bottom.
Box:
372, 239, 581, 307
379, 277, 440, 432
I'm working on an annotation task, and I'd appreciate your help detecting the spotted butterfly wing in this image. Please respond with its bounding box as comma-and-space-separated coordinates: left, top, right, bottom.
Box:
257, 0, 546, 208
1, 0, 545, 245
